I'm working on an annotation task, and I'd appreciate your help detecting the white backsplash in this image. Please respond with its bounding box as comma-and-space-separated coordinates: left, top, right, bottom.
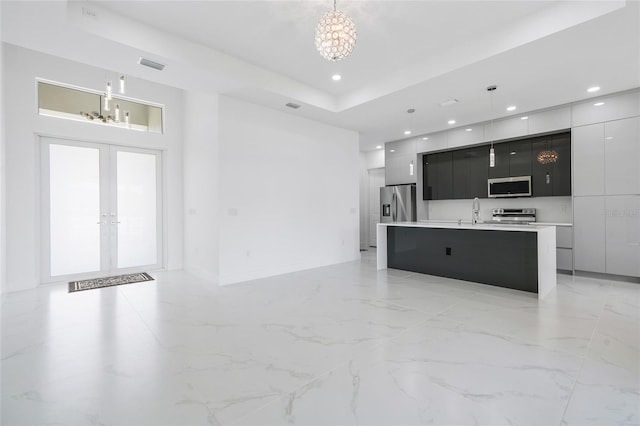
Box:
421, 196, 572, 223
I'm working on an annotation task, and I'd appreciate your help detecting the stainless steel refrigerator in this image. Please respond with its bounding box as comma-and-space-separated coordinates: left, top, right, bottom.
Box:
380, 184, 416, 223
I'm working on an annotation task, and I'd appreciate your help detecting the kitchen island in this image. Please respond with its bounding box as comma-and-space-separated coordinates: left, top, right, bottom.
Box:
377, 222, 556, 299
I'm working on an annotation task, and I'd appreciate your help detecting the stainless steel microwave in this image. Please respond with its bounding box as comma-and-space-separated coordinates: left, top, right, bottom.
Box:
488, 176, 532, 198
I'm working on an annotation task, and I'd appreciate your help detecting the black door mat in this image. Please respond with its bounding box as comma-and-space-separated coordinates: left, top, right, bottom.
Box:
69, 272, 154, 293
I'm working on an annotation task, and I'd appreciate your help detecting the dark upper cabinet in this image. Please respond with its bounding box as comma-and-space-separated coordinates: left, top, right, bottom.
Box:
532, 133, 571, 197
466, 146, 489, 198
423, 154, 435, 200
452, 150, 469, 199
488, 143, 510, 178
452, 147, 489, 199
508, 139, 532, 177
436, 151, 453, 200
423, 152, 453, 200
423, 131, 570, 200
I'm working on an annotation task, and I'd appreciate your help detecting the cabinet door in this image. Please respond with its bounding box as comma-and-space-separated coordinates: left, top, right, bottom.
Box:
452, 149, 469, 199
531, 138, 553, 197
551, 134, 571, 196
573, 196, 606, 273
436, 151, 453, 200
572, 124, 605, 196
467, 146, 489, 198
508, 139, 532, 177
423, 154, 437, 200
604, 117, 640, 195
528, 107, 571, 135
605, 195, 640, 277
488, 143, 510, 178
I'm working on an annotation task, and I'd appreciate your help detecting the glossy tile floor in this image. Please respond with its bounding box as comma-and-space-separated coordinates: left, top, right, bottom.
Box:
2, 250, 639, 425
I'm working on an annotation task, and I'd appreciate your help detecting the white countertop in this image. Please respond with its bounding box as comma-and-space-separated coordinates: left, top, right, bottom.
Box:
380, 221, 553, 233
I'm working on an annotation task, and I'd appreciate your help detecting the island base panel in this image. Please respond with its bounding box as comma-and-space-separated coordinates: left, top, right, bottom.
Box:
387, 226, 538, 293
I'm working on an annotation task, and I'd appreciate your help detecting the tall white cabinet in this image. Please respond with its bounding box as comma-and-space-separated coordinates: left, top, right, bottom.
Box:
572, 95, 640, 277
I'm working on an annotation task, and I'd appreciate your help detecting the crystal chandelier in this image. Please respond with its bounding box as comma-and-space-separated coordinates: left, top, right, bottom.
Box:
315, 0, 357, 61
537, 149, 559, 164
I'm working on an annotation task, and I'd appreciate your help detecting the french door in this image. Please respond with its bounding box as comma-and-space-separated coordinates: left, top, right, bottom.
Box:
41, 137, 162, 282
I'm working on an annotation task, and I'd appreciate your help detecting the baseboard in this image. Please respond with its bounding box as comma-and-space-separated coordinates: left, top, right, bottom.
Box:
574, 270, 640, 284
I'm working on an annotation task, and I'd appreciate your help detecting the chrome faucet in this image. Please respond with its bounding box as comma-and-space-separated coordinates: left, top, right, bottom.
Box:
472, 197, 481, 225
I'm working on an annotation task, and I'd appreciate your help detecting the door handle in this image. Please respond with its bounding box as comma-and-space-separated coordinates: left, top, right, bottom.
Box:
392, 191, 396, 222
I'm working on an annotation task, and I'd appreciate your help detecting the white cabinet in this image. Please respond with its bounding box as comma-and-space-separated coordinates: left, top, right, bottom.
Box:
447, 125, 484, 149
417, 132, 447, 153
484, 116, 528, 142
604, 117, 640, 195
572, 91, 640, 127
572, 123, 605, 196
385, 139, 417, 185
528, 107, 571, 135
555, 225, 573, 271
557, 248, 573, 271
605, 195, 640, 277
573, 196, 606, 273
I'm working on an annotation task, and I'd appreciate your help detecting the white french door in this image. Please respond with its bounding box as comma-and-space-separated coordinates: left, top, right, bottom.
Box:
41, 137, 162, 282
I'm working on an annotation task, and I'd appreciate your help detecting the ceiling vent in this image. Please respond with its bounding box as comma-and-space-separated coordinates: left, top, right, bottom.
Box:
439, 99, 460, 107
285, 102, 301, 109
138, 57, 165, 71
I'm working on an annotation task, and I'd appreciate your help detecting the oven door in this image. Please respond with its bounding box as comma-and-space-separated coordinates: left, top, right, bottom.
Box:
488, 176, 532, 198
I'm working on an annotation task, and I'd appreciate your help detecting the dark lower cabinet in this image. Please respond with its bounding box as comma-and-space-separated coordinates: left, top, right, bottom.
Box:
387, 226, 539, 293
532, 133, 571, 197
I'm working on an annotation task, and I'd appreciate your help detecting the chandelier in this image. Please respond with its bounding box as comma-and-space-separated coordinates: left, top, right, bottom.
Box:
537, 149, 559, 164
314, 0, 357, 61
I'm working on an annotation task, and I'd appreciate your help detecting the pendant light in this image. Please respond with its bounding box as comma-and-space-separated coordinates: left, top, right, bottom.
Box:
115, 104, 120, 122
315, 0, 357, 61
406, 108, 416, 175
487, 85, 497, 168
119, 74, 126, 94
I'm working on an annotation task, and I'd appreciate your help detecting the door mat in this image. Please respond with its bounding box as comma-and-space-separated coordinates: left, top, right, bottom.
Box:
69, 272, 154, 293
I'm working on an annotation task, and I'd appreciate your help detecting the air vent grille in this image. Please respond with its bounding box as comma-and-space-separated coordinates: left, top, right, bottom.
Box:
138, 57, 165, 71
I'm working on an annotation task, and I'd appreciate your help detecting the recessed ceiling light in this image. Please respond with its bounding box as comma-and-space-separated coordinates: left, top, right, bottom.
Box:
390, 149, 395, 153
594, 102, 605, 107
465, 128, 472, 132
510, 151, 517, 155
376, 145, 382, 149
404, 130, 411, 135
587, 86, 600, 93
521, 116, 529, 120
332, 74, 342, 81
507, 106, 517, 111
422, 137, 429, 140
448, 120, 456, 125
605, 137, 613, 140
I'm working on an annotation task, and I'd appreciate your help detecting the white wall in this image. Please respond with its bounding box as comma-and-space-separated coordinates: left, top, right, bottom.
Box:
0, 9, 5, 290
424, 196, 573, 223
359, 149, 384, 248
183, 91, 219, 282
217, 96, 360, 285
1, 43, 184, 293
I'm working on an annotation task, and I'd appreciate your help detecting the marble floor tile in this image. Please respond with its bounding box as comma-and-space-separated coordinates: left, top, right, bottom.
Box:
2, 252, 639, 425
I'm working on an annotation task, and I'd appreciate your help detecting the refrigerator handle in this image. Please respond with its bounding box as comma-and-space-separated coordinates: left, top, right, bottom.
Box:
392, 190, 396, 222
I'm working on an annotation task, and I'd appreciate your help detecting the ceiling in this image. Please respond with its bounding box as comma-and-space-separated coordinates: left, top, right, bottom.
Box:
2, 1, 639, 151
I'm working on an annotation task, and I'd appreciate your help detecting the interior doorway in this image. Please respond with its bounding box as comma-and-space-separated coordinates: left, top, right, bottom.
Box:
41, 136, 163, 282
368, 168, 385, 247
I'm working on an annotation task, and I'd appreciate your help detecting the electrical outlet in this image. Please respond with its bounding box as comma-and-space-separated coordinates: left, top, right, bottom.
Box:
82, 7, 98, 19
